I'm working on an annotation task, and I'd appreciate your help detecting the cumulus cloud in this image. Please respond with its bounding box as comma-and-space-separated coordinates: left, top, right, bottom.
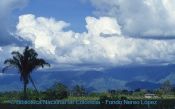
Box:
0, 0, 28, 45
15, 14, 175, 68
89, 0, 175, 37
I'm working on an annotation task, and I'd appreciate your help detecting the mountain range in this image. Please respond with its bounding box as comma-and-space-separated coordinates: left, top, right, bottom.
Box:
0, 64, 175, 92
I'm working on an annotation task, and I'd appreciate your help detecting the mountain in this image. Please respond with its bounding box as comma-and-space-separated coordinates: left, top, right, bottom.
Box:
0, 64, 175, 92
125, 81, 160, 90
159, 72, 175, 84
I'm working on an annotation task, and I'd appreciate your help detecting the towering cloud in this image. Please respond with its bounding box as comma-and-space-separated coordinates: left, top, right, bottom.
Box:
16, 14, 175, 68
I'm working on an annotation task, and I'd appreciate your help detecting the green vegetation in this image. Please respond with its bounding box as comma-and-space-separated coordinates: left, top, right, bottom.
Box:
43, 82, 68, 100
0, 82, 174, 109
0, 81, 174, 103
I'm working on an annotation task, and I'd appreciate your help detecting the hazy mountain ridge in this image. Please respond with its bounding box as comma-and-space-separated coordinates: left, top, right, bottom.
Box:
0, 65, 175, 91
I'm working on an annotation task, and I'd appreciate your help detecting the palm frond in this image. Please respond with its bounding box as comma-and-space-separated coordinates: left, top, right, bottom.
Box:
11, 51, 23, 59
4, 59, 18, 68
2, 65, 12, 73
36, 59, 50, 67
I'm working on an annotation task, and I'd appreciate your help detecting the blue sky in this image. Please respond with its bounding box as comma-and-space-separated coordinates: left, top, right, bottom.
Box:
13, 0, 94, 32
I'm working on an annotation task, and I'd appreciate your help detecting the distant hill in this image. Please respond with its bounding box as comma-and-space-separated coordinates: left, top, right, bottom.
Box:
126, 81, 160, 90
0, 64, 175, 92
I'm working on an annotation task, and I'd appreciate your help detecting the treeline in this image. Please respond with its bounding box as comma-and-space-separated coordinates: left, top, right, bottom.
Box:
0, 80, 175, 103
0, 82, 87, 102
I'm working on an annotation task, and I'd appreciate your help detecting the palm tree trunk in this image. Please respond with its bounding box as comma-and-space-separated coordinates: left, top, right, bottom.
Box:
23, 83, 27, 99
29, 75, 39, 94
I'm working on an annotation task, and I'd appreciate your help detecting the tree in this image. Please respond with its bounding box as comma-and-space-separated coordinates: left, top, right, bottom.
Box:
160, 80, 172, 94
45, 82, 68, 100
72, 85, 86, 96
2, 46, 50, 99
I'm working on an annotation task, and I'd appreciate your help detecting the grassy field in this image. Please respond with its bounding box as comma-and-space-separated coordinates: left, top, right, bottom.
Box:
0, 92, 175, 109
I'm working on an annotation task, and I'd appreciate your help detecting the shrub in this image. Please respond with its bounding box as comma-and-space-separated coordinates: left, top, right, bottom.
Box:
44, 82, 68, 100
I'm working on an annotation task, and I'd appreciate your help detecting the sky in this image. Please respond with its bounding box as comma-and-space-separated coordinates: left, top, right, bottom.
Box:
1, 0, 175, 72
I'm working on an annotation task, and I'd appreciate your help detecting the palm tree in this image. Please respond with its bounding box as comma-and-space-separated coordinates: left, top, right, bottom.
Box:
2, 46, 50, 99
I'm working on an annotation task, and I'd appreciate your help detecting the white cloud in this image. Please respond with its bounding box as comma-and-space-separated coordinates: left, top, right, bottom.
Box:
89, 0, 175, 37
15, 14, 175, 68
0, 15, 174, 70
86, 17, 121, 36
16, 14, 125, 65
